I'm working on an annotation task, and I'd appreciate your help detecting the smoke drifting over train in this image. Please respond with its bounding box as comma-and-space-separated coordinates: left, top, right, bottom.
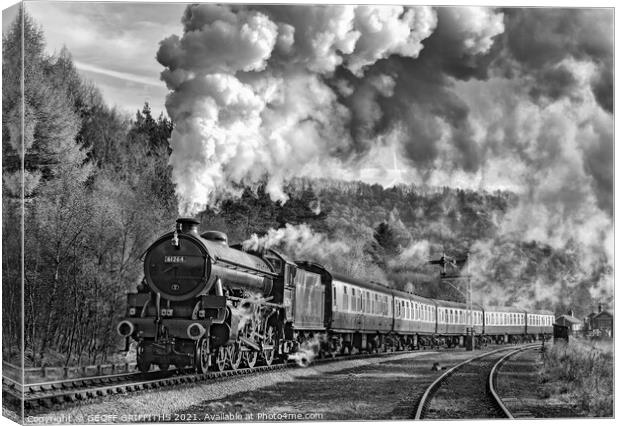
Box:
157, 5, 613, 306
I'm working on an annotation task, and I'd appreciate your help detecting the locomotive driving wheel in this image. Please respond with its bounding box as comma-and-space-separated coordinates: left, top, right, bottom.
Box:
228, 343, 242, 370
212, 346, 227, 372
243, 350, 258, 368
195, 338, 210, 374
261, 325, 276, 366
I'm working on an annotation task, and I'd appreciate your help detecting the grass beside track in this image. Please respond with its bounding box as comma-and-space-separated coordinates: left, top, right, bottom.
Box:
539, 338, 613, 417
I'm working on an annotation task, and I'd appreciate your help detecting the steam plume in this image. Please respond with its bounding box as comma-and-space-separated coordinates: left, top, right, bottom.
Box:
243, 223, 350, 264
157, 4, 438, 214
158, 6, 612, 307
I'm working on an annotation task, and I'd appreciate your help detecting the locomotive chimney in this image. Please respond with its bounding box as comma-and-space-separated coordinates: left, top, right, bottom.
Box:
176, 217, 200, 235
598, 303, 603, 313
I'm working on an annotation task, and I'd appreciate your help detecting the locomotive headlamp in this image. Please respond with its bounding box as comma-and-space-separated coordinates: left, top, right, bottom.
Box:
129, 307, 137, 316
160, 308, 173, 317
198, 309, 206, 319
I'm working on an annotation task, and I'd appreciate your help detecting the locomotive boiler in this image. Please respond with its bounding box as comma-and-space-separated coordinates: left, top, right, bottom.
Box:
118, 218, 289, 373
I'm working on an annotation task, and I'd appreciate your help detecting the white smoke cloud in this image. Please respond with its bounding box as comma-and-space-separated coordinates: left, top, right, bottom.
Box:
243, 223, 350, 263
389, 240, 431, 269
288, 334, 324, 366
345, 6, 437, 76
158, 4, 440, 215
158, 6, 278, 81
437, 7, 504, 56
455, 60, 613, 307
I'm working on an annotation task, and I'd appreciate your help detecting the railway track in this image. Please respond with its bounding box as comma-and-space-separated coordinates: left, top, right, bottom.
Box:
2, 360, 138, 382
4, 346, 439, 412
413, 343, 541, 420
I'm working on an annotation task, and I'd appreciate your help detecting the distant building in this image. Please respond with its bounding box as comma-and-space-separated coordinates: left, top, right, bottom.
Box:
585, 304, 613, 338
555, 310, 583, 334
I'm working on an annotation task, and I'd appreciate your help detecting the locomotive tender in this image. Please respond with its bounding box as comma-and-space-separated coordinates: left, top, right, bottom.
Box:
118, 218, 554, 372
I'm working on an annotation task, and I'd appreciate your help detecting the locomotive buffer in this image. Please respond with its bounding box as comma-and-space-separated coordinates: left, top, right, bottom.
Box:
429, 252, 475, 351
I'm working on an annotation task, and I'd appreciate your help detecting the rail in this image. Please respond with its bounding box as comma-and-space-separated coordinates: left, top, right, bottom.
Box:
488, 345, 540, 418
413, 343, 540, 420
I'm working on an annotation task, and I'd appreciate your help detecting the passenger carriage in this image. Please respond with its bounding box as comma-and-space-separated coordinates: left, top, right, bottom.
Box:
296, 262, 393, 353
391, 289, 436, 349
483, 306, 527, 343
525, 309, 554, 340
435, 299, 484, 347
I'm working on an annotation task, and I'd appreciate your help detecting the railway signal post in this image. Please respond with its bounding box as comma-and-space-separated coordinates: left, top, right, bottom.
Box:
429, 252, 475, 351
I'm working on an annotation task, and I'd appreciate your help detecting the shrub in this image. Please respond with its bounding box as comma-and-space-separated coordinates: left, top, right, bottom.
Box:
541, 338, 613, 417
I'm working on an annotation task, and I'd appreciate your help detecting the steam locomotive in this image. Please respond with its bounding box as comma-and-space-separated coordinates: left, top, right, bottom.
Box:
117, 218, 554, 372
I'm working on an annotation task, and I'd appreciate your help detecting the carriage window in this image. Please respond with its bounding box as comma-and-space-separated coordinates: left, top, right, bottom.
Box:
333, 287, 337, 310
343, 286, 348, 311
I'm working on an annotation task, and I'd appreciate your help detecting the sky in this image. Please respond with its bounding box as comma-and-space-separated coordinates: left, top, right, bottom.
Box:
4, 1, 188, 116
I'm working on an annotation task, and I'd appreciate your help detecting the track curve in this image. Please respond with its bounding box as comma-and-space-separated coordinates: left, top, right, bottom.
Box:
414, 344, 540, 420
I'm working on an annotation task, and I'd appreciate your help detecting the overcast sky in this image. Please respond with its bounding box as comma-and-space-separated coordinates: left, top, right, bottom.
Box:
4, 1, 188, 116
